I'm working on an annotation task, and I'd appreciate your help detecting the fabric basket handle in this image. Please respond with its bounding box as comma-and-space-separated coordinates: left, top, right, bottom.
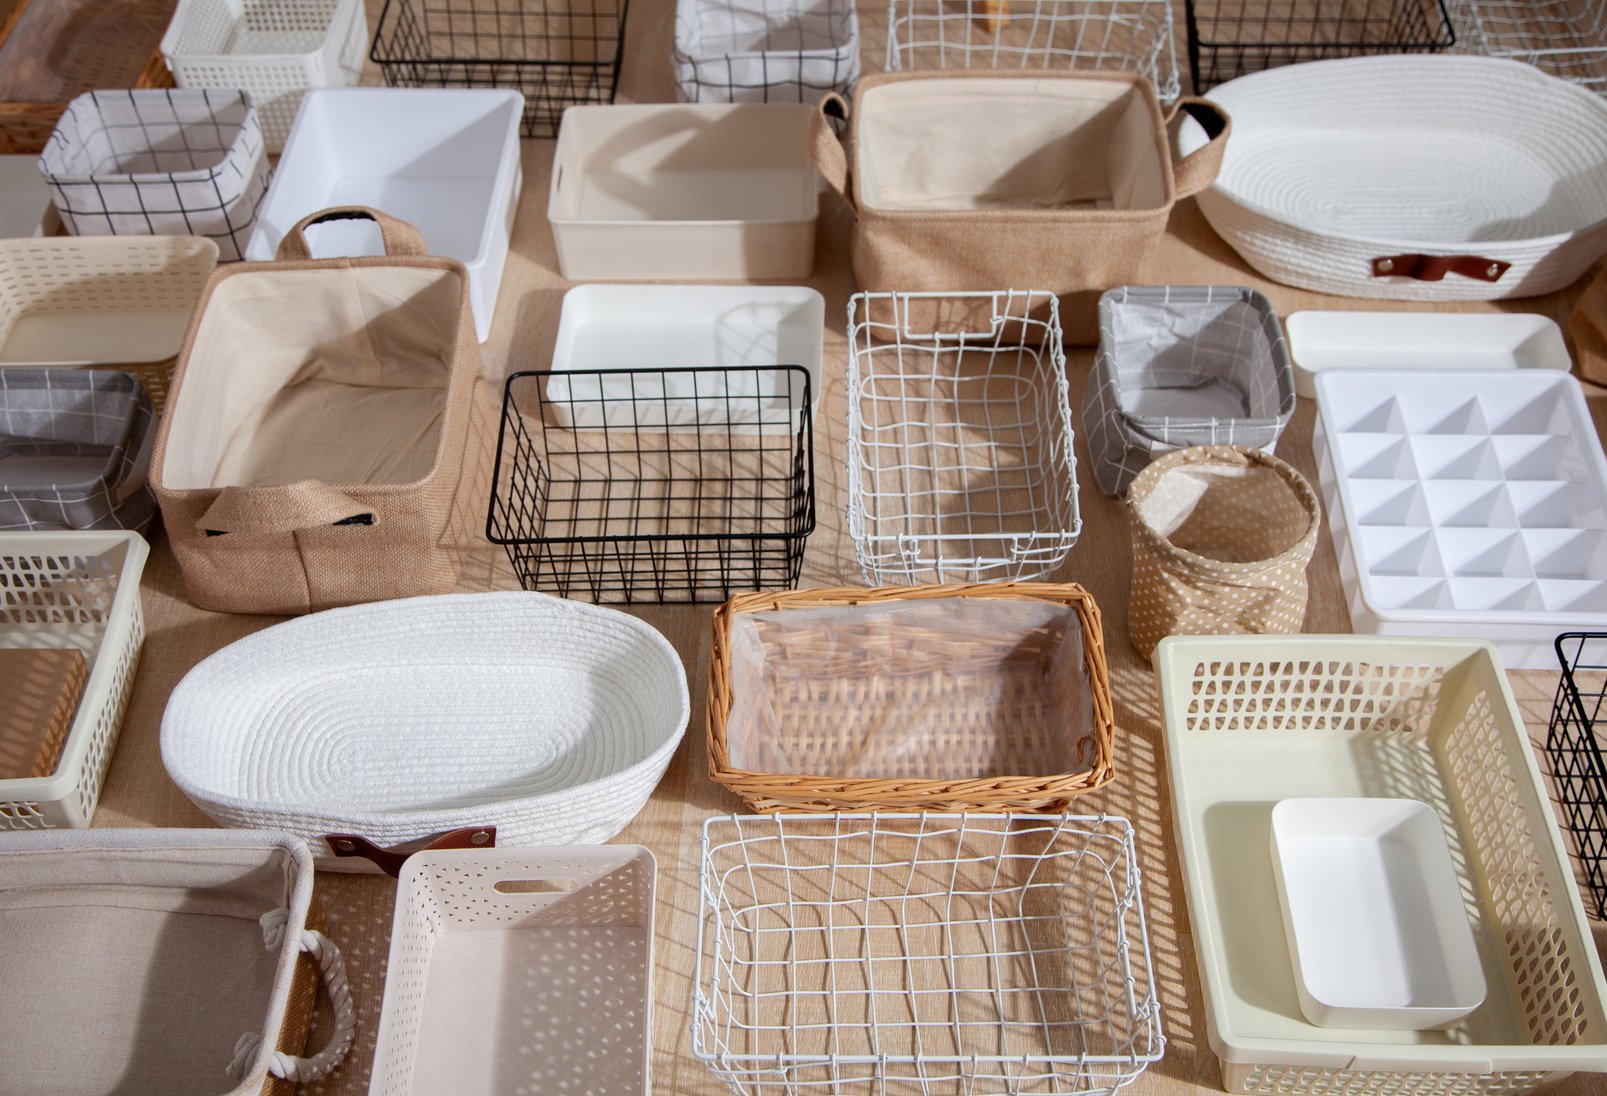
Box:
1167, 98, 1231, 200
276, 205, 430, 261
325, 826, 498, 877
228, 910, 356, 1085
197, 481, 374, 536
811, 93, 852, 210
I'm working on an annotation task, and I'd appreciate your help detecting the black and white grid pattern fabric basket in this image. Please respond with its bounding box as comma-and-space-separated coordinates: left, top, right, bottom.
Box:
673, 0, 860, 103
0, 370, 156, 533
38, 89, 269, 263
1081, 285, 1295, 497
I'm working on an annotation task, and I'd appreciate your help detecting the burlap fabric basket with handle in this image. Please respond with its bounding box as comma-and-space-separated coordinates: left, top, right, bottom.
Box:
810, 69, 1230, 343
1126, 445, 1320, 658
150, 206, 491, 615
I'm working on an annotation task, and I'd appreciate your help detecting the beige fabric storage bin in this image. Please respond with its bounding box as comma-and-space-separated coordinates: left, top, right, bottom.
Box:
150, 206, 491, 615
811, 70, 1230, 342
0, 828, 352, 1096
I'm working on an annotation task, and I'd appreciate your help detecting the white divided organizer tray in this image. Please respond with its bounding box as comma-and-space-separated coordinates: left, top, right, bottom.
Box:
1270, 798, 1486, 1031
245, 88, 524, 342
1314, 369, 1607, 669
1286, 312, 1572, 398
546, 284, 822, 428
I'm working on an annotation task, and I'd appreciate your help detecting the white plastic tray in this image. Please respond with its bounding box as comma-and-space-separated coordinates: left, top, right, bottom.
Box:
546, 284, 822, 428
1269, 797, 1486, 1031
245, 88, 524, 343
1155, 634, 1607, 1095
1286, 311, 1571, 398
547, 104, 817, 281
1314, 368, 1607, 670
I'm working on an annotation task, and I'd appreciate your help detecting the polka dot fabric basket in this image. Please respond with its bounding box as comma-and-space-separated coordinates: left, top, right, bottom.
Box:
1126, 445, 1320, 657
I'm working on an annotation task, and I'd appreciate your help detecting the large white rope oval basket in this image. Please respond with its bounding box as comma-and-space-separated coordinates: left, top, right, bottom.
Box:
1180, 55, 1607, 301
162, 592, 689, 868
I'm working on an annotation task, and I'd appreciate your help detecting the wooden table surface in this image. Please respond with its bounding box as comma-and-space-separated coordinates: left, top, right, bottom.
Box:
87, 1, 1607, 1092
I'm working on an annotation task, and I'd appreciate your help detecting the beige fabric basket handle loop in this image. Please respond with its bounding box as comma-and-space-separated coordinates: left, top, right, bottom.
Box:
197, 481, 374, 536
275, 205, 430, 261
1167, 98, 1231, 201
811, 92, 852, 209
227, 909, 356, 1085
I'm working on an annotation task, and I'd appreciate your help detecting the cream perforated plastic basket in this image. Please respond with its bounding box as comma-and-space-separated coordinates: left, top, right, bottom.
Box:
1154, 634, 1607, 1095
0, 531, 148, 828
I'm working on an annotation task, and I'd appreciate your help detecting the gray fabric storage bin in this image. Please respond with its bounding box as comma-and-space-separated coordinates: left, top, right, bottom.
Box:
1081, 285, 1295, 496
0, 369, 156, 532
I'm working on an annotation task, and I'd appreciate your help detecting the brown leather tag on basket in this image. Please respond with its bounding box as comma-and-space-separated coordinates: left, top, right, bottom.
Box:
0, 647, 87, 778
1573, 264, 1607, 386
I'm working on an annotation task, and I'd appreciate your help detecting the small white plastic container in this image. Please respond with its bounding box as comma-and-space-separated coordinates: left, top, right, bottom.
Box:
548, 103, 817, 281
1269, 798, 1486, 1031
160, 0, 369, 152
546, 283, 823, 427
1314, 368, 1607, 669
245, 87, 524, 342
1286, 311, 1572, 399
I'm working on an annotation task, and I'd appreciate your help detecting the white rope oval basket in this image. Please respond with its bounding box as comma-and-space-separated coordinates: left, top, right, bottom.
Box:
1181, 55, 1607, 301
161, 592, 689, 866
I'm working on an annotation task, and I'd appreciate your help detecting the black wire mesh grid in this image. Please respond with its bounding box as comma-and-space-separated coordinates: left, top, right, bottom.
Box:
1185, 0, 1455, 90
1549, 632, 1607, 920
369, 0, 630, 137
488, 365, 815, 604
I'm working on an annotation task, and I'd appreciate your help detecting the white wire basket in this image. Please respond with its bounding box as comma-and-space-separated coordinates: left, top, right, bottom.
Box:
885, 0, 1180, 102
692, 813, 1164, 1094
1448, 0, 1607, 95
674, 0, 861, 103
846, 290, 1081, 586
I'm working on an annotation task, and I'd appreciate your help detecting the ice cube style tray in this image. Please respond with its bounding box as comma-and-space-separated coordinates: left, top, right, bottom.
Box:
1313, 369, 1607, 669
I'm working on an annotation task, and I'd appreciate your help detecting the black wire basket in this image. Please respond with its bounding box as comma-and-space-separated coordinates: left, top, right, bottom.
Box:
370, 0, 630, 138
1549, 632, 1607, 920
488, 365, 815, 604
1185, 0, 1454, 91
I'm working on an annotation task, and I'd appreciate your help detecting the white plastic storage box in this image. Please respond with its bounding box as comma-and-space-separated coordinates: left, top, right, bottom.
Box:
370, 845, 656, 1095
1286, 311, 1572, 399
1155, 634, 1607, 1096
674, 0, 861, 103
245, 88, 523, 342
0, 531, 147, 828
38, 89, 269, 263
1313, 368, 1607, 669
546, 283, 823, 427
548, 103, 817, 281
160, 0, 369, 152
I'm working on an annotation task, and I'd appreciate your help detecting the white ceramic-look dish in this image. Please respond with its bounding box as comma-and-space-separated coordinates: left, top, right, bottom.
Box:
1286, 312, 1571, 398
244, 88, 524, 342
160, 592, 690, 869
1179, 56, 1607, 300
548, 103, 817, 281
1269, 798, 1486, 1030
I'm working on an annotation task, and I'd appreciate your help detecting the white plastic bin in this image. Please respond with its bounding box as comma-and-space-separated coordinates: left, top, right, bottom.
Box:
244, 88, 524, 342
548, 103, 817, 281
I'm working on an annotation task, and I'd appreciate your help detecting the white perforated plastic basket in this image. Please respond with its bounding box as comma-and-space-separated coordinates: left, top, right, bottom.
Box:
1155, 634, 1607, 1096
370, 844, 656, 1095
161, 0, 368, 151
0, 531, 148, 829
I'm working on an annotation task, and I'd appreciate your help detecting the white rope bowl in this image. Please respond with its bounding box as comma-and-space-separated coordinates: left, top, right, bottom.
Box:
1180, 55, 1607, 300
161, 592, 689, 865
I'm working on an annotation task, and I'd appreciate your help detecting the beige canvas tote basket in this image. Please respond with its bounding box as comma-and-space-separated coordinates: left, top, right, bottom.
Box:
811, 70, 1230, 343
151, 206, 488, 615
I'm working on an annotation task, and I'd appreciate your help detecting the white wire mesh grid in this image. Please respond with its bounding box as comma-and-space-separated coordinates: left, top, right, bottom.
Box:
1448, 0, 1607, 94
846, 290, 1081, 586
674, 0, 861, 102
692, 813, 1164, 1094
885, 0, 1179, 103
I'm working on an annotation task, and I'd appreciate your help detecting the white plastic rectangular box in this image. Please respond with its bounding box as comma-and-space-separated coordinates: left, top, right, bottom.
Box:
1313, 368, 1607, 669
548, 103, 818, 281
1156, 634, 1607, 1096
245, 88, 524, 342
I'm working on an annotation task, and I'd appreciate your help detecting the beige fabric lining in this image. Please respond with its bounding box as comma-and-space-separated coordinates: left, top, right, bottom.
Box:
856, 78, 1166, 213
163, 267, 461, 491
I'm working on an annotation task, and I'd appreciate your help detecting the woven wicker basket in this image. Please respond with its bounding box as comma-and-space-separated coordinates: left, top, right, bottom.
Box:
708, 583, 1116, 812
